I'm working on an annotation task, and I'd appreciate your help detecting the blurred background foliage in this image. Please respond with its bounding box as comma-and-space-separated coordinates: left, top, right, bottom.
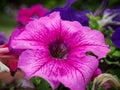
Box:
0, 0, 120, 37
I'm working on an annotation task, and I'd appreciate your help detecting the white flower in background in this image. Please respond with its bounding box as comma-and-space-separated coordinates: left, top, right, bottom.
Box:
0, 61, 10, 72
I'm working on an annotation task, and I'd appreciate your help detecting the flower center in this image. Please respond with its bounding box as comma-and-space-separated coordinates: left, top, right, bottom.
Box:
49, 39, 68, 59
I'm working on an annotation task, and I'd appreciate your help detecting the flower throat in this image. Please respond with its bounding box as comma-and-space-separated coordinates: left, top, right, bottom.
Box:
49, 39, 68, 59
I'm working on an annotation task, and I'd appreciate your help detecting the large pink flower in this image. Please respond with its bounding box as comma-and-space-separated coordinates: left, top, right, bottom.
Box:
10, 12, 110, 90
16, 4, 48, 28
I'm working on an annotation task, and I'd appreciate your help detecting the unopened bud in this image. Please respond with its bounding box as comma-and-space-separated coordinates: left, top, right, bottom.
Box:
92, 73, 120, 90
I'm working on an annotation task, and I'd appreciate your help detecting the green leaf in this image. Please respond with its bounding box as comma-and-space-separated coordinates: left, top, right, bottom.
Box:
30, 77, 51, 90
87, 14, 101, 30
10, 87, 15, 90
112, 51, 120, 57
105, 59, 120, 67
87, 81, 93, 90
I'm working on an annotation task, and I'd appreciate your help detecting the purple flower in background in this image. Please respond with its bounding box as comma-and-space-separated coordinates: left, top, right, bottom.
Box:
75, 10, 91, 26
0, 32, 7, 45
98, 7, 120, 28
106, 7, 120, 29
47, 0, 90, 26
93, 0, 109, 17
16, 4, 48, 28
97, 6, 120, 48
111, 27, 120, 48
10, 12, 109, 90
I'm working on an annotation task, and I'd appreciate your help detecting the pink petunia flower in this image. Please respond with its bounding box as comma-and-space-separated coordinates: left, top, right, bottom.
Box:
16, 4, 48, 28
10, 12, 110, 90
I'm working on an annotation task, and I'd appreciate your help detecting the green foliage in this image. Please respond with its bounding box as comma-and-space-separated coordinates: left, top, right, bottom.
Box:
87, 8, 120, 90
87, 81, 93, 90
0, 13, 17, 37
0, 13, 17, 27
30, 77, 51, 90
87, 14, 101, 30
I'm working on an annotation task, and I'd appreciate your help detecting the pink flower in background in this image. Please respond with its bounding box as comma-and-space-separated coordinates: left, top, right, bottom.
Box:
10, 12, 110, 90
91, 68, 102, 80
16, 4, 48, 28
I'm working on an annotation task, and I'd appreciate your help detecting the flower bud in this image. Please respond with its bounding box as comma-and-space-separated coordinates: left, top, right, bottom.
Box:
92, 73, 120, 90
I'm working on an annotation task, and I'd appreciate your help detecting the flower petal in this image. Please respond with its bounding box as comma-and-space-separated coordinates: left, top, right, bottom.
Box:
91, 68, 102, 80
16, 8, 31, 24
61, 21, 110, 58
10, 12, 62, 50
18, 49, 98, 90
0, 32, 7, 45
30, 4, 48, 17
112, 27, 120, 48
18, 49, 60, 89
16, 4, 48, 25
59, 56, 98, 90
